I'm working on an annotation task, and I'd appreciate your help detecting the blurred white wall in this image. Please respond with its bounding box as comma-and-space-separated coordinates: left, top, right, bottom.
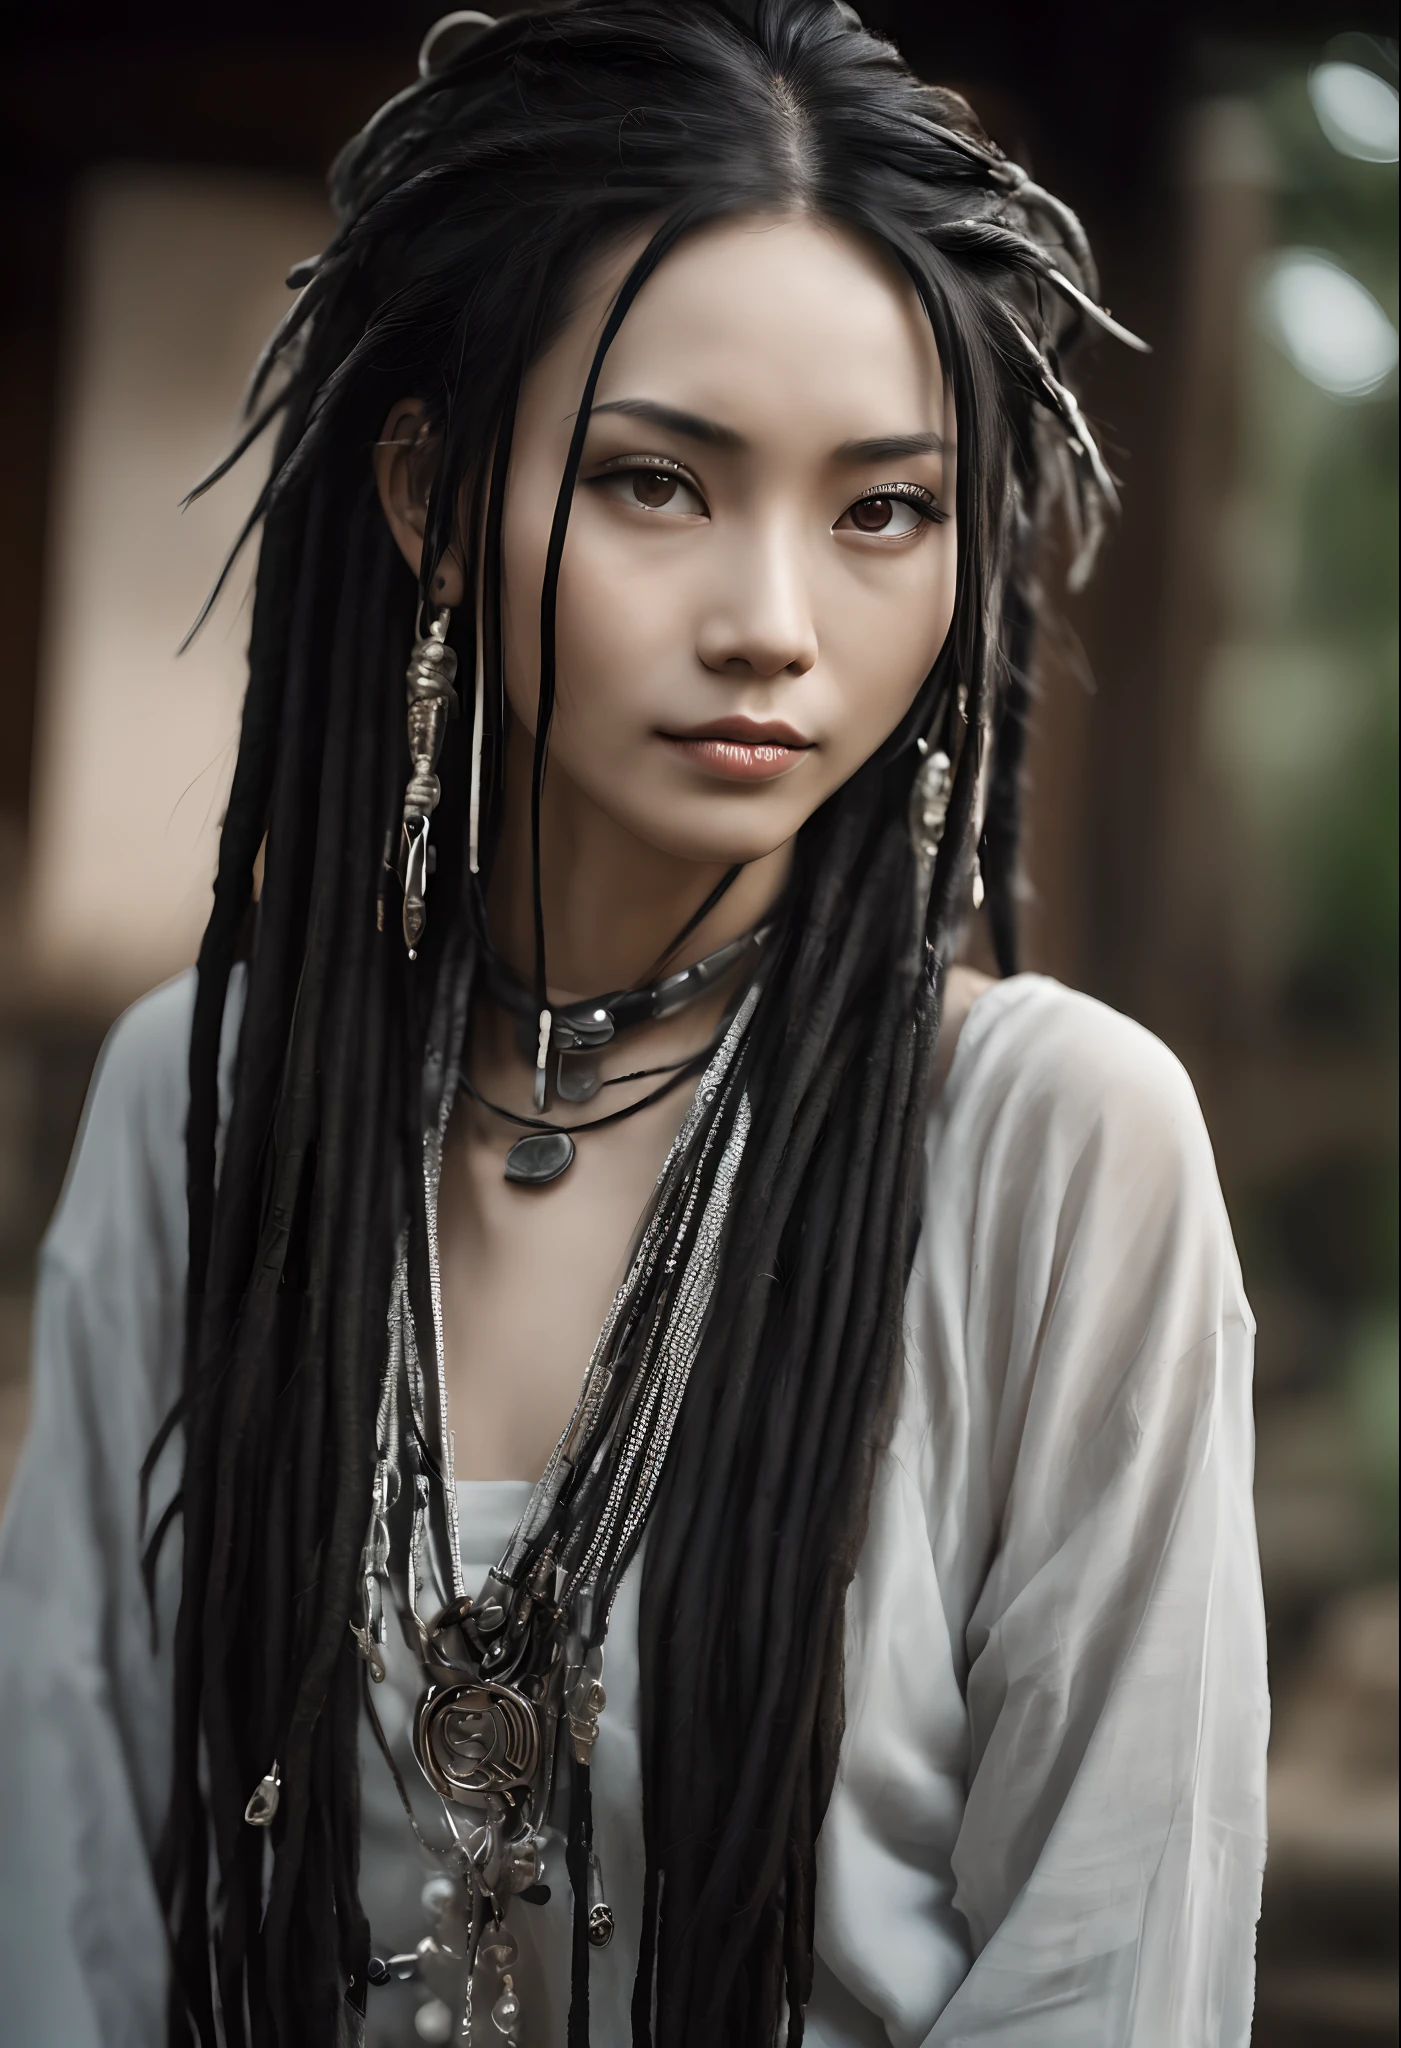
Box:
24, 166, 331, 1010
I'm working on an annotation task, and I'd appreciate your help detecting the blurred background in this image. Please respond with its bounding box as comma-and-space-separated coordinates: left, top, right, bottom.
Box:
0, 2, 1396, 2040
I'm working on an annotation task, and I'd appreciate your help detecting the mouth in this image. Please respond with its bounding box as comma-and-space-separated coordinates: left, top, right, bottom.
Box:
661, 719, 815, 784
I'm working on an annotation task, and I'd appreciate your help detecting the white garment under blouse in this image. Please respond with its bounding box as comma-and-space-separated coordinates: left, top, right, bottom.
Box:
0, 969, 1269, 2047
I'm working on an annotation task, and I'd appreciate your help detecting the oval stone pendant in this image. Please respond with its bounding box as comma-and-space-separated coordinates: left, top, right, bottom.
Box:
504, 1132, 576, 1185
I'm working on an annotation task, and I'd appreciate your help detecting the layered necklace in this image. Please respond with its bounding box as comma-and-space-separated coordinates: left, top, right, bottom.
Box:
346, 916, 761, 2043
472, 921, 765, 1184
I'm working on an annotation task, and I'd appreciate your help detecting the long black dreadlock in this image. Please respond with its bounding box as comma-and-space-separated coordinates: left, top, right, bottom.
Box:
146, 3, 1128, 2042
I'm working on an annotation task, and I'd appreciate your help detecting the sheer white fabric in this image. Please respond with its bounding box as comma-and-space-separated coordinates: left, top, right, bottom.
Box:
815, 975, 1268, 2046
0, 970, 1268, 2047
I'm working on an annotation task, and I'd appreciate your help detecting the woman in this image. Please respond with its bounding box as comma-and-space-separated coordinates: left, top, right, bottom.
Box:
0, 3, 1269, 2044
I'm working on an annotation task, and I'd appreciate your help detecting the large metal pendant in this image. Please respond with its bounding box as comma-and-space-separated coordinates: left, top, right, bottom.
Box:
415, 1678, 542, 1805
504, 1132, 575, 1185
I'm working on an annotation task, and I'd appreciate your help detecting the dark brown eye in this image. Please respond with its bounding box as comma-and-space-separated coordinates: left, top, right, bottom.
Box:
591, 459, 706, 517
836, 491, 933, 539
849, 496, 894, 532
631, 469, 678, 509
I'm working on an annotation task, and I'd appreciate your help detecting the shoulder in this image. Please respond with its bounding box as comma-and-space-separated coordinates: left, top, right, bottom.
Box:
40, 973, 196, 1287
919, 973, 1246, 1356
43, 966, 243, 1279
908, 978, 1251, 1532
81, 970, 199, 1139
932, 973, 1217, 1210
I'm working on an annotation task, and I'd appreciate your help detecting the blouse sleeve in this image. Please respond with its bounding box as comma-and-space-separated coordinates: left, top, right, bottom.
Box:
917, 981, 1269, 2047
0, 972, 218, 2048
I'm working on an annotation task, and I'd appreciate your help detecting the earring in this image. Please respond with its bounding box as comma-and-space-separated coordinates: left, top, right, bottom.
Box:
398, 605, 458, 958
909, 741, 953, 875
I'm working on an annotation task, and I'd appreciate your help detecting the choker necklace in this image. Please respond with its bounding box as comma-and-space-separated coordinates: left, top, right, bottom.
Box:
475, 926, 766, 1184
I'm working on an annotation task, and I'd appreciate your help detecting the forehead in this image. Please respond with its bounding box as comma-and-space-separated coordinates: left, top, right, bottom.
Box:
551, 212, 947, 446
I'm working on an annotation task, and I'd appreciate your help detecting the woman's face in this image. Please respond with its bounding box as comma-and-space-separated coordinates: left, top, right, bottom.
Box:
500, 212, 957, 866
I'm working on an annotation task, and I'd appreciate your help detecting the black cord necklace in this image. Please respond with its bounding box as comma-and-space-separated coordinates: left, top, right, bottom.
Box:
473, 875, 764, 1184
463, 1030, 726, 1184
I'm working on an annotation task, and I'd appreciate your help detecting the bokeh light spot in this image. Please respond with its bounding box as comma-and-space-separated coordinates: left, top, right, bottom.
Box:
1308, 61, 1400, 163
1257, 249, 1399, 398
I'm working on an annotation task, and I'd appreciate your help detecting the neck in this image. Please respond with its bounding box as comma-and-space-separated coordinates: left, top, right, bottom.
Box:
485, 715, 793, 998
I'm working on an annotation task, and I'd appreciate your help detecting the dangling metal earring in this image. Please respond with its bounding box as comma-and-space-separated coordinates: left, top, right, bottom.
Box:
910, 736, 953, 879
398, 603, 458, 958
909, 735, 953, 969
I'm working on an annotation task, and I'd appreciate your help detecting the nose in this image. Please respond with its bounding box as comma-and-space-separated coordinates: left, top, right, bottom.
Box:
695, 518, 819, 680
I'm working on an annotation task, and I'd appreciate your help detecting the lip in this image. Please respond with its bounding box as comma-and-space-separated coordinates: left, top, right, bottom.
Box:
662, 718, 814, 783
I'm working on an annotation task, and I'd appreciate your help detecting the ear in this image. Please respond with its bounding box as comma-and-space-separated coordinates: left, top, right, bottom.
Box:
372, 397, 467, 607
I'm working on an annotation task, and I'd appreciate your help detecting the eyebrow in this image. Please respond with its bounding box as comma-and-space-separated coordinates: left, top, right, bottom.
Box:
590, 398, 745, 450
589, 398, 946, 465
833, 430, 946, 462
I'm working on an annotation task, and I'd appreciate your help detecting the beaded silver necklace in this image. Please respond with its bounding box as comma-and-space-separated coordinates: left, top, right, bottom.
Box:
350, 947, 757, 2043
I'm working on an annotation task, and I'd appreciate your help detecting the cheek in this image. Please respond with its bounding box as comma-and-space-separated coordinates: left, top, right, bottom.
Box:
816, 538, 957, 765
540, 522, 685, 742
501, 501, 680, 741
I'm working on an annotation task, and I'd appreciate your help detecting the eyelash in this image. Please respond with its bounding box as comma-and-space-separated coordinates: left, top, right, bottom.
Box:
586, 456, 947, 526
591, 454, 698, 487
853, 482, 948, 525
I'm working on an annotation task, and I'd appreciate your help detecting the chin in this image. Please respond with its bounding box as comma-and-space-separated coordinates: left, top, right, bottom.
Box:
626, 806, 800, 869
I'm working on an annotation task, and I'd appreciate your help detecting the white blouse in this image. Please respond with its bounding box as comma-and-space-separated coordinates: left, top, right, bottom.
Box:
0, 969, 1269, 2048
